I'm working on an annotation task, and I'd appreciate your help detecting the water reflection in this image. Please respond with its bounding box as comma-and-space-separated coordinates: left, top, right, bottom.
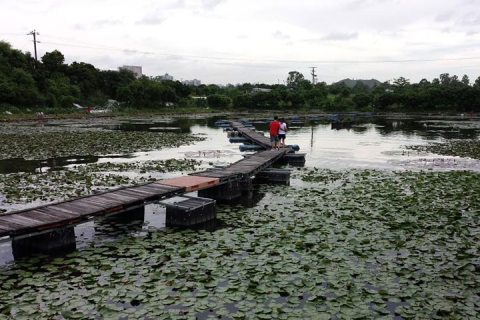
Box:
374, 118, 479, 140
0, 154, 135, 174
2, 115, 480, 174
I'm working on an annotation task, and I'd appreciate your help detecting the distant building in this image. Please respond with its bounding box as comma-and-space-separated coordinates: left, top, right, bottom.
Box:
183, 79, 201, 86
250, 88, 272, 93
119, 65, 142, 78
161, 73, 174, 81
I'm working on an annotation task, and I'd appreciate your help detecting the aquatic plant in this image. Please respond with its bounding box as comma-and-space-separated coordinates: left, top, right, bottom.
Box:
0, 168, 479, 319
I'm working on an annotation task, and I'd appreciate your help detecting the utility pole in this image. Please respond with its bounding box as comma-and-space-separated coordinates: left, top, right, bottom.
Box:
310, 67, 317, 85
27, 30, 39, 61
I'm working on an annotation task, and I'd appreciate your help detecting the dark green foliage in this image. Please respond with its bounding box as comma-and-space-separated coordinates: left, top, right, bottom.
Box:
1, 40, 480, 113
337, 78, 381, 89
233, 94, 253, 110
352, 93, 372, 110
206, 94, 232, 109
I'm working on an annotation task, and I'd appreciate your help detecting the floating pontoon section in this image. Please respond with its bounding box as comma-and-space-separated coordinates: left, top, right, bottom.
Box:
280, 153, 306, 166
229, 137, 249, 143
198, 181, 241, 202
239, 144, 264, 151
255, 168, 292, 186
161, 196, 216, 227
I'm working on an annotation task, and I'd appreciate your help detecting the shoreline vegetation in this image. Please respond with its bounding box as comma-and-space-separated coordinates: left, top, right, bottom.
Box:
1, 40, 480, 123
1, 107, 479, 123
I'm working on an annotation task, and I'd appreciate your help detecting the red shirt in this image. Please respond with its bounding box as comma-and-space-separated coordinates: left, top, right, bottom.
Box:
269, 120, 280, 135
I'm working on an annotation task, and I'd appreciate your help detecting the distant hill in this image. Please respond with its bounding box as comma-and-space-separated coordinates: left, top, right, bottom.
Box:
336, 78, 381, 88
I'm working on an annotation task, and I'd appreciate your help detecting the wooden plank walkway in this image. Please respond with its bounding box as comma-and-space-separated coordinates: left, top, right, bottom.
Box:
0, 119, 295, 239
0, 183, 183, 238
189, 149, 286, 182
230, 121, 271, 148
190, 120, 293, 182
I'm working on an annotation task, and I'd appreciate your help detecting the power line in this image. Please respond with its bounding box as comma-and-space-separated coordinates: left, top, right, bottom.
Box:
0, 33, 27, 36
37, 39, 480, 65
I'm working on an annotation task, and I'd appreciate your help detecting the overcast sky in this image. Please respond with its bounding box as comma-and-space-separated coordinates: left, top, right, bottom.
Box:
1, 0, 480, 85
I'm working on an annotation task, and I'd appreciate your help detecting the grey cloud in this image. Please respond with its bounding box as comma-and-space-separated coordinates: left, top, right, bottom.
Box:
466, 30, 479, 36
201, 0, 227, 10
136, 14, 167, 25
165, 55, 189, 62
322, 32, 358, 41
166, 0, 186, 9
73, 23, 85, 31
273, 31, 290, 40
346, 0, 367, 10
345, 0, 389, 10
406, 41, 480, 58
458, 13, 480, 26
95, 19, 123, 28
123, 49, 139, 55
435, 11, 454, 22
73, 19, 123, 30
136, 0, 184, 25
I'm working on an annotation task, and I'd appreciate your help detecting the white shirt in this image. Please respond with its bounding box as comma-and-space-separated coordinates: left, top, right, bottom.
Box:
279, 122, 287, 135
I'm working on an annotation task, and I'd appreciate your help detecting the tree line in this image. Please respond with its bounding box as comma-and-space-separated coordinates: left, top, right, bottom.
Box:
1, 40, 479, 113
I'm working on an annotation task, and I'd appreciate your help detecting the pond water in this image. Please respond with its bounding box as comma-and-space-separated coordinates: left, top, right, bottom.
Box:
1, 115, 480, 264
0, 115, 479, 319
2, 115, 480, 174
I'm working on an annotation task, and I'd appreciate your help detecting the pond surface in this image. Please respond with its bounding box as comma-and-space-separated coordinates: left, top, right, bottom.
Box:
2, 115, 480, 174
1, 115, 480, 258
0, 115, 479, 319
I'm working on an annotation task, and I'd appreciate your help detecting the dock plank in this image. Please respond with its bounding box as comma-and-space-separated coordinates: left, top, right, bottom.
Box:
16, 210, 67, 224
0, 215, 44, 230
98, 192, 145, 205
55, 201, 103, 216
41, 205, 84, 217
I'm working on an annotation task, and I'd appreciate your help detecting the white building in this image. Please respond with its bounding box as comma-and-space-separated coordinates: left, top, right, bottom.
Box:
183, 79, 201, 86
250, 88, 272, 93
161, 73, 174, 81
119, 65, 142, 78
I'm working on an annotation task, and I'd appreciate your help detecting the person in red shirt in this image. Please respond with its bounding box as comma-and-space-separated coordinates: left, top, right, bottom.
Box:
269, 116, 281, 150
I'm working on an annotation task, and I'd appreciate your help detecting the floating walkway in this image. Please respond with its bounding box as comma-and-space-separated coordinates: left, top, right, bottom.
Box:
0, 119, 305, 258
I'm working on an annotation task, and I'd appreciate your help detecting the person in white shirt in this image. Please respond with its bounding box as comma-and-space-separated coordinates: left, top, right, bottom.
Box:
278, 118, 288, 148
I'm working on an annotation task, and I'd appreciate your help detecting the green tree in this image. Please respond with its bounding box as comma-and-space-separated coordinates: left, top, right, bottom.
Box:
99, 69, 136, 99
352, 81, 370, 94
0, 41, 28, 71
233, 94, 253, 110
207, 94, 231, 109
352, 93, 372, 110
67, 62, 102, 103
474, 76, 480, 87
41, 50, 66, 75
418, 78, 430, 87
286, 71, 305, 88
439, 73, 451, 86
328, 82, 351, 97
44, 76, 81, 108
393, 77, 410, 87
